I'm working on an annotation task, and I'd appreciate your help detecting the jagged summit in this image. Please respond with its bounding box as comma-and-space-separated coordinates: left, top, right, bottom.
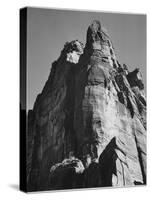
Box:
62, 40, 84, 54
84, 20, 118, 70
86, 20, 110, 44
61, 40, 84, 64
27, 21, 146, 191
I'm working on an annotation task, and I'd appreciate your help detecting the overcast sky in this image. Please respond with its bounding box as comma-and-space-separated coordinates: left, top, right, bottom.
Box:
27, 7, 146, 110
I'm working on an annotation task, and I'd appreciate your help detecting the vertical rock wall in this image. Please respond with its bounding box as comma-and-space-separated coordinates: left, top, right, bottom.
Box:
27, 21, 146, 191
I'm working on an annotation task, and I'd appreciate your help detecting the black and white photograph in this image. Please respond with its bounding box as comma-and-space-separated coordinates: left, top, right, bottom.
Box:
20, 7, 146, 192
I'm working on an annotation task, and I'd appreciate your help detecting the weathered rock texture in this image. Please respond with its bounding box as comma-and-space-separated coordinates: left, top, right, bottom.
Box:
27, 20, 146, 191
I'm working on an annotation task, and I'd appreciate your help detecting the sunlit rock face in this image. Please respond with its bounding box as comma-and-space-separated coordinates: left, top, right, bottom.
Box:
74, 20, 146, 187
27, 20, 146, 191
66, 40, 84, 63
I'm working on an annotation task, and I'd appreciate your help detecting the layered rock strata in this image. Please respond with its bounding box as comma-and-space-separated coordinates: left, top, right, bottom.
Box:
27, 20, 146, 191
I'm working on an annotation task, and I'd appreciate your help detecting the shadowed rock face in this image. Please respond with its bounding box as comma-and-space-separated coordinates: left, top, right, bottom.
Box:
27, 20, 146, 191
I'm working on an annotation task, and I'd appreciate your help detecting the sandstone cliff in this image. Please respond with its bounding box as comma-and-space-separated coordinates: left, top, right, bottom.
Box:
27, 20, 146, 191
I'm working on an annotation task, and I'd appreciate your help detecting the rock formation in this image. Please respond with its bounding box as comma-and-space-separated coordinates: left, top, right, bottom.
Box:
27, 20, 146, 191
